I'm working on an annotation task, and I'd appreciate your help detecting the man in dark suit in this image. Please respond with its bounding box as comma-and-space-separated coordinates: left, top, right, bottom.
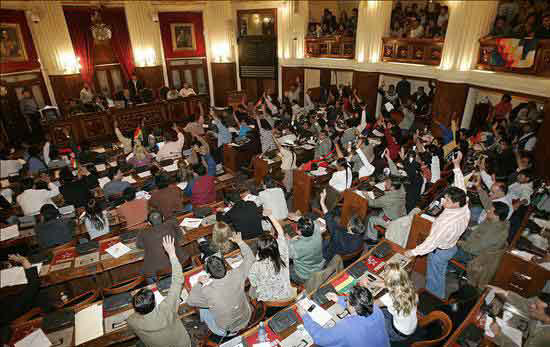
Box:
412, 86, 430, 117
127, 73, 144, 101
136, 211, 189, 283
219, 191, 263, 240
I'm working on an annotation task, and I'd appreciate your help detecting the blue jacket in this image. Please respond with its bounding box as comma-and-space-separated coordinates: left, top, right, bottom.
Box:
322, 211, 363, 262
302, 299, 390, 347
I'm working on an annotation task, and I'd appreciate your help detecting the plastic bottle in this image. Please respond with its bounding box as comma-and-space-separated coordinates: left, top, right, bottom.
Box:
257, 321, 267, 342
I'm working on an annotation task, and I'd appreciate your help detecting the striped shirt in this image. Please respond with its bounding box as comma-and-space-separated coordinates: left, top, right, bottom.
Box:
411, 168, 470, 256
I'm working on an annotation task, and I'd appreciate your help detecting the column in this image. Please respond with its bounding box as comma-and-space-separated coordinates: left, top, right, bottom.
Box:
355, 0, 392, 63
439, 1, 498, 72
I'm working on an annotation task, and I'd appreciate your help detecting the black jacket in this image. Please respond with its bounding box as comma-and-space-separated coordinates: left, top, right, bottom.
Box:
0, 267, 40, 326
221, 201, 263, 240
35, 218, 75, 249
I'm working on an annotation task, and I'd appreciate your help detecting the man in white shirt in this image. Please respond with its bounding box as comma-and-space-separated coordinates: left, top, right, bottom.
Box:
80, 83, 93, 104
156, 123, 185, 161
179, 83, 196, 98
304, 89, 314, 114
16, 176, 60, 216
405, 152, 470, 299
507, 170, 534, 206
258, 176, 288, 221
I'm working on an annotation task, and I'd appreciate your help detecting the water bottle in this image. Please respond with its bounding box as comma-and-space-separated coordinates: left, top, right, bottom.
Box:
257, 321, 267, 342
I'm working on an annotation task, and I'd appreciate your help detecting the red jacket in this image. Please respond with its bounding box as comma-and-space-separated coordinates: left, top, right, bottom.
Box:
191, 175, 216, 206
384, 128, 400, 160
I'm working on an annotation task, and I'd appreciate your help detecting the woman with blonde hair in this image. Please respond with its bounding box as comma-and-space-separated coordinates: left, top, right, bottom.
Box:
128, 143, 152, 168
210, 221, 237, 255
365, 262, 418, 341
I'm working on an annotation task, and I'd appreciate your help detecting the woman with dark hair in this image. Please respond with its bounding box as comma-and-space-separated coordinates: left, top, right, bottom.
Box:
84, 198, 110, 239
248, 214, 292, 301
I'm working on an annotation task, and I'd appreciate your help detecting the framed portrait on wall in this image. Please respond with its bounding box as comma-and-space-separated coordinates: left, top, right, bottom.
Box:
0, 22, 28, 62
170, 23, 196, 51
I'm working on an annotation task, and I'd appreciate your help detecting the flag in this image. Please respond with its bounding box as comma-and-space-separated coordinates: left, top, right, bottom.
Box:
331, 273, 356, 294
134, 128, 143, 142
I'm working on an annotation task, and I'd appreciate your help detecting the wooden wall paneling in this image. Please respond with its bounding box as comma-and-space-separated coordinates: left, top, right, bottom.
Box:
240, 78, 258, 102
320, 68, 331, 89
431, 81, 469, 136
282, 66, 304, 103
210, 62, 237, 107
135, 66, 165, 98
535, 99, 550, 180
49, 74, 84, 113
261, 79, 277, 97
353, 71, 380, 117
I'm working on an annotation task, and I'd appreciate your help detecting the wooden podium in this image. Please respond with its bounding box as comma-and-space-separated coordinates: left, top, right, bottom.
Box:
340, 191, 369, 226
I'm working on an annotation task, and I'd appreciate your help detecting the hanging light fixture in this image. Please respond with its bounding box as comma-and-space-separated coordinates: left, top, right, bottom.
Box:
90, 7, 112, 41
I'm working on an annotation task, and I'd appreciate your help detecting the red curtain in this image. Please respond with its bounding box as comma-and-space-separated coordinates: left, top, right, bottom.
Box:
0, 9, 40, 74
103, 9, 135, 80
159, 12, 206, 59
63, 8, 94, 84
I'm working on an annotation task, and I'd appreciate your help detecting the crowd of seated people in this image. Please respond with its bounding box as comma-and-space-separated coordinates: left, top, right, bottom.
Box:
307, 7, 358, 38
389, 0, 449, 39
67, 74, 199, 116
487, 0, 550, 39
1, 70, 549, 347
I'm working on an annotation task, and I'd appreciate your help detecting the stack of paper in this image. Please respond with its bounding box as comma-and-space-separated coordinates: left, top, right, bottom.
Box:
297, 298, 333, 326
98, 177, 111, 188
106, 242, 131, 259
95, 164, 106, 171
163, 163, 178, 172
75, 303, 104, 345
59, 205, 75, 215
176, 182, 188, 190
122, 176, 137, 184
511, 249, 535, 261
14, 328, 51, 347
180, 218, 203, 229
0, 266, 28, 288
137, 171, 151, 178
1, 224, 20, 241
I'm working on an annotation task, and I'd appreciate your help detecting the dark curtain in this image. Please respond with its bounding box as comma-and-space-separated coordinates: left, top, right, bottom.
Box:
103, 9, 135, 81
63, 8, 95, 85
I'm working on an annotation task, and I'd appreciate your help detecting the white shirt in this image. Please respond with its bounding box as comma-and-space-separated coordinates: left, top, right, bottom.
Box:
156, 132, 185, 161
80, 88, 93, 104
357, 148, 375, 178
380, 292, 418, 335
507, 182, 533, 204
1, 160, 22, 178
179, 87, 196, 98
16, 183, 60, 216
304, 93, 314, 113
279, 147, 297, 171
430, 156, 440, 184
259, 188, 289, 220
478, 195, 513, 223
329, 166, 353, 193
43, 141, 51, 165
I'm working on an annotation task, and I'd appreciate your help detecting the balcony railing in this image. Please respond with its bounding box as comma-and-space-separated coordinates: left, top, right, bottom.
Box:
477, 38, 550, 77
381, 37, 444, 66
305, 35, 355, 59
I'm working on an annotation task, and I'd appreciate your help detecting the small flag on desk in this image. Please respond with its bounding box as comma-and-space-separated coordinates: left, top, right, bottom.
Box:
134, 128, 143, 142
331, 273, 356, 294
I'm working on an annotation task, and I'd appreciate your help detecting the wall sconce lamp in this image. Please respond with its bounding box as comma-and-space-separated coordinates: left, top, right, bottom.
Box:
213, 42, 231, 63
135, 48, 156, 67
60, 53, 81, 74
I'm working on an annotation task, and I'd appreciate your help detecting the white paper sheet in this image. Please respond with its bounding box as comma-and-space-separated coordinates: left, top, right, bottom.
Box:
163, 163, 178, 172
109, 161, 118, 167
309, 168, 328, 176
298, 298, 333, 327
177, 182, 188, 190
510, 249, 535, 261
180, 218, 203, 229
153, 288, 165, 304
106, 242, 131, 259
189, 270, 211, 288
95, 164, 106, 171
0, 266, 27, 288
92, 147, 106, 153
366, 191, 376, 200
59, 205, 75, 215
374, 182, 386, 191
98, 177, 111, 188
14, 328, 51, 347
137, 171, 151, 178
75, 303, 104, 345
1, 224, 20, 241
122, 176, 137, 184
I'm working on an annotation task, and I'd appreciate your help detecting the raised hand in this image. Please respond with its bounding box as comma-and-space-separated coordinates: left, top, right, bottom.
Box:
162, 235, 176, 258
229, 231, 243, 244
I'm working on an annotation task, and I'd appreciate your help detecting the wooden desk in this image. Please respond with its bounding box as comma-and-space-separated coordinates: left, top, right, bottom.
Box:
491, 251, 550, 298
226, 240, 408, 345
340, 190, 369, 227
223, 138, 260, 173
444, 289, 497, 347
252, 156, 281, 185
46, 97, 208, 147
292, 169, 333, 214
406, 213, 434, 274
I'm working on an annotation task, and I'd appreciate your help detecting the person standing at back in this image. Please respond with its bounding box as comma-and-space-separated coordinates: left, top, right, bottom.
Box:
127, 235, 191, 347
